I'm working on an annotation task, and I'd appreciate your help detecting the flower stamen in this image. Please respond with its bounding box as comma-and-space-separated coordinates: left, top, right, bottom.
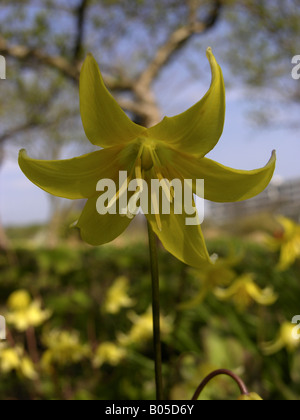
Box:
107, 174, 131, 210
151, 189, 162, 232
151, 149, 174, 203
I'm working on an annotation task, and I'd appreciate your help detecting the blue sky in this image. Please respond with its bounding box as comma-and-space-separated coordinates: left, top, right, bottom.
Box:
1, 82, 299, 227
1, 6, 299, 227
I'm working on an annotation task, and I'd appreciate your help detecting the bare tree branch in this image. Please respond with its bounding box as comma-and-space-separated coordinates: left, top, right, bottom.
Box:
0, 35, 80, 81
0, 122, 36, 147
187, 0, 198, 26
136, 0, 223, 94
0, 35, 134, 91
129, 0, 222, 127
116, 97, 157, 120
0, 1, 223, 130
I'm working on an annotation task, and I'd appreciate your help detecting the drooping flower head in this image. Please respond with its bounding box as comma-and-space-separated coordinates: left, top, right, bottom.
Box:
93, 342, 127, 368
266, 216, 300, 271
117, 307, 172, 347
213, 273, 278, 310
104, 276, 135, 314
179, 256, 238, 309
6, 290, 51, 332
19, 49, 276, 269
0, 343, 37, 380
41, 329, 91, 372
261, 322, 300, 355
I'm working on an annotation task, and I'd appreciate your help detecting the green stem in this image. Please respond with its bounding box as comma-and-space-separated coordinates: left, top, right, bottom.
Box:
147, 221, 164, 400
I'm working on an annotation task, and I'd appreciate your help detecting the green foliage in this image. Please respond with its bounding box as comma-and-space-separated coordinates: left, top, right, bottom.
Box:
0, 234, 299, 400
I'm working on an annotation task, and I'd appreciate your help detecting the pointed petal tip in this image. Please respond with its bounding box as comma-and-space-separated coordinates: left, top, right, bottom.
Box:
81, 53, 98, 72
80, 51, 145, 148
84, 52, 96, 62
206, 47, 216, 62
19, 148, 27, 158
268, 150, 277, 167
148, 47, 225, 157
18, 149, 29, 167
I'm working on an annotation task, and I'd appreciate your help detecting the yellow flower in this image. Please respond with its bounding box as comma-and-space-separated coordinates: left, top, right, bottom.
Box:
214, 273, 278, 310
19, 49, 276, 269
7, 290, 31, 310
238, 393, 263, 401
261, 322, 300, 355
179, 256, 237, 309
93, 342, 127, 368
0, 343, 38, 380
6, 290, 51, 332
0, 346, 20, 373
266, 216, 300, 271
20, 356, 38, 380
41, 329, 91, 371
118, 307, 172, 347
104, 276, 135, 314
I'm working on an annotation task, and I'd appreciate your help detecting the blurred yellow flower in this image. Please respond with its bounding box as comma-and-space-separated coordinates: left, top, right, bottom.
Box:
266, 216, 300, 271
6, 290, 51, 332
104, 276, 135, 314
20, 356, 38, 380
118, 308, 172, 347
0, 343, 37, 380
179, 256, 237, 309
19, 49, 276, 269
41, 329, 91, 371
238, 393, 263, 401
93, 342, 127, 368
0, 346, 19, 372
7, 290, 31, 310
261, 322, 300, 355
214, 273, 278, 310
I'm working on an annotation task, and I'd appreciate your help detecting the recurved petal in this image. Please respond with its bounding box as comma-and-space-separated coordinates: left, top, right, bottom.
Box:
171, 150, 276, 203
77, 196, 133, 246
19, 146, 124, 200
146, 209, 212, 270
277, 215, 297, 236
245, 281, 278, 306
80, 54, 146, 148
147, 48, 225, 157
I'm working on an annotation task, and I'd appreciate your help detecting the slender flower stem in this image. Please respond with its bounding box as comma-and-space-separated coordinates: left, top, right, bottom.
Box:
147, 221, 164, 400
26, 326, 39, 365
192, 369, 249, 400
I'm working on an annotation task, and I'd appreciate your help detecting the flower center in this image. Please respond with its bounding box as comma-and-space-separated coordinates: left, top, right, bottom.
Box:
138, 138, 157, 172
141, 146, 154, 171
132, 138, 167, 232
